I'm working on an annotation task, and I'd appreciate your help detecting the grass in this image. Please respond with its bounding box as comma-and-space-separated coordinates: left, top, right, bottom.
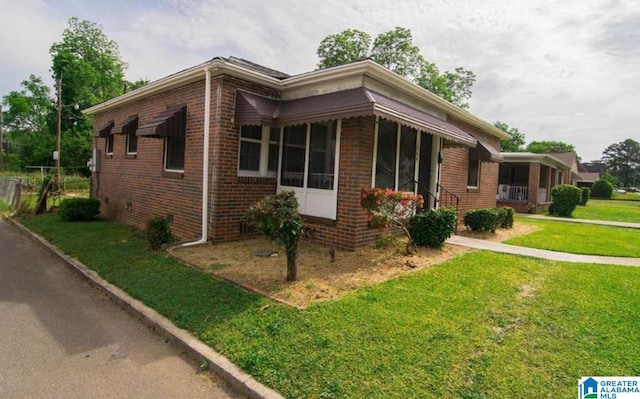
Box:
573, 199, 640, 223
507, 218, 640, 257
19, 214, 640, 398
0, 199, 10, 214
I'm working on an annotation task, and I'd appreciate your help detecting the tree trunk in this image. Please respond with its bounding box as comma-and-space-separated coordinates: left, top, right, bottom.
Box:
286, 250, 297, 281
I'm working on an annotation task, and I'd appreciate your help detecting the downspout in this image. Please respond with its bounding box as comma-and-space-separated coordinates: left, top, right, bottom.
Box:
181, 65, 212, 247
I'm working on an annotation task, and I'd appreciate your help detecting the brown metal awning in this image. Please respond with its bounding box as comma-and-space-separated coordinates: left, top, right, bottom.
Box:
112, 115, 138, 135
137, 105, 187, 137
275, 88, 374, 126
234, 91, 279, 126
93, 120, 114, 137
469, 137, 502, 163
366, 90, 476, 147
233, 87, 477, 147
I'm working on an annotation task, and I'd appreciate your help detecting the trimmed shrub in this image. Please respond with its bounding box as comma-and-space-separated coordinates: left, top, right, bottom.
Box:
463, 208, 501, 233
549, 184, 582, 217
591, 179, 614, 199
580, 187, 591, 206
498, 207, 515, 229
147, 216, 174, 250
407, 208, 458, 248
58, 197, 100, 221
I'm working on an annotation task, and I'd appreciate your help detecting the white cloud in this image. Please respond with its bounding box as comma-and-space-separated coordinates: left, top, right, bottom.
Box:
1, 0, 638, 161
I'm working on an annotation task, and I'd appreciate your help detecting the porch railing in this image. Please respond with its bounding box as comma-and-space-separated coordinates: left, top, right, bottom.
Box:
398, 180, 460, 232
497, 184, 528, 201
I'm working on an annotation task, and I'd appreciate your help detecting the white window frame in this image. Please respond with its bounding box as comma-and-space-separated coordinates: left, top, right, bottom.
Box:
126, 131, 137, 155
238, 125, 278, 177
164, 136, 185, 173
467, 158, 481, 189
278, 120, 341, 220
105, 135, 114, 155
371, 118, 421, 193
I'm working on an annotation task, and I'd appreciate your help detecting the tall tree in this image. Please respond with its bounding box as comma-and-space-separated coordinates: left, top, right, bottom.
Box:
316, 29, 371, 69
48, 17, 131, 171
525, 141, 575, 154
494, 121, 526, 152
370, 27, 424, 81
50, 17, 128, 132
316, 27, 476, 109
601, 138, 640, 187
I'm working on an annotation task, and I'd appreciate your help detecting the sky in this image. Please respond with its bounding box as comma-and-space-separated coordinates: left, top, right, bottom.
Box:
1, 0, 639, 162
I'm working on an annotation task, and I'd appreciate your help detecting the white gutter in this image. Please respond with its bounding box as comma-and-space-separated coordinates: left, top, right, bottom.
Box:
181, 66, 212, 247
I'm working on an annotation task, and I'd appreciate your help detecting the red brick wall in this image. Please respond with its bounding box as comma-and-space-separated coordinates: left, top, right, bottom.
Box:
440, 116, 501, 222
91, 80, 207, 240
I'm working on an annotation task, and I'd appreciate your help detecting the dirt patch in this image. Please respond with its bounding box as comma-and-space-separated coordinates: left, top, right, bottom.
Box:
457, 222, 539, 241
171, 223, 537, 308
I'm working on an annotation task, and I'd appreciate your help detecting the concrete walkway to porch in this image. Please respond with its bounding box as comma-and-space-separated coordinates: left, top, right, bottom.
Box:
446, 235, 640, 267
516, 213, 640, 230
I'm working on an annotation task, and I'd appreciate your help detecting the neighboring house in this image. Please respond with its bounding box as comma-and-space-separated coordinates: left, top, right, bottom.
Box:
83, 56, 508, 250
497, 152, 572, 213
549, 152, 583, 185
578, 162, 604, 188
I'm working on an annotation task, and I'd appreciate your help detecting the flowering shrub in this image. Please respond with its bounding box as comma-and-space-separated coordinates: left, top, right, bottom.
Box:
361, 188, 424, 254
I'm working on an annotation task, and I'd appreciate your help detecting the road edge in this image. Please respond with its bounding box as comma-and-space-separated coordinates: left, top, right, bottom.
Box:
7, 218, 285, 399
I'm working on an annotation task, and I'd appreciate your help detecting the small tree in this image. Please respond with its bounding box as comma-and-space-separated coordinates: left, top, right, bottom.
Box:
361, 188, 424, 254
591, 179, 614, 199
245, 191, 305, 281
580, 187, 591, 206
549, 184, 582, 217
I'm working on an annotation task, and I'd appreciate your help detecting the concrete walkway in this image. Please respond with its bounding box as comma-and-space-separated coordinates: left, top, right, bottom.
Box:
447, 235, 640, 267
517, 213, 640, 229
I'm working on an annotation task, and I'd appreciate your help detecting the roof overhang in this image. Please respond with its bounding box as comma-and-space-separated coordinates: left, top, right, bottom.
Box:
500, 152, 572, 169
84, 58, 509, 143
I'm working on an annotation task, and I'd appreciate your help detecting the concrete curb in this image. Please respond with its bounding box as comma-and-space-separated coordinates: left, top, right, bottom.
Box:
7, 218, 285, 399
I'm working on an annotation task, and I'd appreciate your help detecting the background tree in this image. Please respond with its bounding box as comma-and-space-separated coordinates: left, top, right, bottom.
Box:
1, 75, 55, 170
316, 29, 371, 69
316, 27, 476, 109
525, 141, 576, 154
494, 121, 526, 152
601, 138, 640, 187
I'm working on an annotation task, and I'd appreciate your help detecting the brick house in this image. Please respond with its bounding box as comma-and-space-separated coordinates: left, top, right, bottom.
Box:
84, 57, 508, 250
497, 152, 573, 213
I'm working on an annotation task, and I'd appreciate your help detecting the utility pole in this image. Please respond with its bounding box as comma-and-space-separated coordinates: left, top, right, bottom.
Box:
55, 74, 62, 187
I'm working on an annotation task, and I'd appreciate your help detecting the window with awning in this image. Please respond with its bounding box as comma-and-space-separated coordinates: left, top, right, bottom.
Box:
137, 105, 186, 137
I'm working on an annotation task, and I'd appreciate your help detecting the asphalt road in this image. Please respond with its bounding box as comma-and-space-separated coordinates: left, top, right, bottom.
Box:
0, 220, 243, 399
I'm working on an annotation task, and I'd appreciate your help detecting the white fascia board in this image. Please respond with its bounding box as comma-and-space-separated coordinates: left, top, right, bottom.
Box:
281, 60, 510, 141
501, 152, 571, 169
83, 59, 282, 115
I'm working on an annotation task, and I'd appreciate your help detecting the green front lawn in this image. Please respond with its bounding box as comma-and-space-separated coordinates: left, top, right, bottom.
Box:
20, 214, 640, 398
507, 218, 640, 257
573, 199, 640, 223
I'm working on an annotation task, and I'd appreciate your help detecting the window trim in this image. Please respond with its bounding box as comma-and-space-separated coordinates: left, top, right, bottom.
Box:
105, 135, 114, 155
125, 130, 138, 156
467, 158, 481, 189
237, 125, 279, 178
164, 136, 185, 173
371, 118, 420, 192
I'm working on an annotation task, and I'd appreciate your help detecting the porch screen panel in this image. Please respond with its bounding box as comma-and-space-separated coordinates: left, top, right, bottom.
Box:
375, 120, 398, 189
398, 126, 417, 192
308, 121, 337, 190
281, 124, 307, 187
